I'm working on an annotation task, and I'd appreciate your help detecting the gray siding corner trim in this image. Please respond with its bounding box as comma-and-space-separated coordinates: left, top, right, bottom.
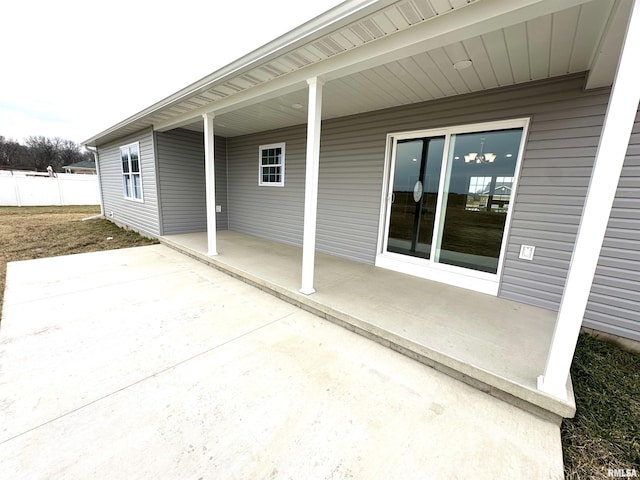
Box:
584, 108, 640, 342
156, 130, 229, 235
96, 128, 160, 237
152, 131, 164, 236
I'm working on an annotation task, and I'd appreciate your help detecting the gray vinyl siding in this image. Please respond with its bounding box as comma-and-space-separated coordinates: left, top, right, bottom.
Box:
227, 129, 306, 246
227, 74, 608, 311
97, 128, 160, 236
315, 119, 387, 262
156, 129, 228, 235
215, 135, 229, 230
498, 88, 609, 310
226, 126, 383, 260
583, 108, 640, 341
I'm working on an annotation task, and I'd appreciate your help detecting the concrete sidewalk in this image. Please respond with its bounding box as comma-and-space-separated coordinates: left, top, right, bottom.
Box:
0, 245, 564, 479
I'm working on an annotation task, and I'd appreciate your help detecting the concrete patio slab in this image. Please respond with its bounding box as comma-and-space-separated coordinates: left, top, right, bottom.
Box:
160, 231, 575, 419
0, 245, 564, 479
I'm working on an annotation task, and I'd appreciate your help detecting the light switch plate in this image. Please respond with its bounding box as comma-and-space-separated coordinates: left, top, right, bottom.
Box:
519, 245, 535, 261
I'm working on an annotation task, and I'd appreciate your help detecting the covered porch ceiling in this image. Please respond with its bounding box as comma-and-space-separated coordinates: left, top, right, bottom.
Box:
84, 0, 631, 145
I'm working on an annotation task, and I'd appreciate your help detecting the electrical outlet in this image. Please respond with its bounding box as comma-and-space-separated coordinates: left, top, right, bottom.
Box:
519, 245, 535, 261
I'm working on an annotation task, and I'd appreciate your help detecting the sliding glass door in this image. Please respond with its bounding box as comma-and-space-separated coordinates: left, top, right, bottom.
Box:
387, 136, 444, 259
383, 121, 526, 284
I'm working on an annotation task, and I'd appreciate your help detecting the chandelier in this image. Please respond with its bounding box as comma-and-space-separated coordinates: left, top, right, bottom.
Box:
464, 138, 496, 164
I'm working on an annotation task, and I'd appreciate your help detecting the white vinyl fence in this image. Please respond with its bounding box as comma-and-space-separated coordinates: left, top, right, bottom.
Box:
0, 171, 100, 206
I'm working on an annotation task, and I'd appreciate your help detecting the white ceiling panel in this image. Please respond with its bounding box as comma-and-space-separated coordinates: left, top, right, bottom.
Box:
503, 23, 530, 84
454, 64, 484, 92
371, 12, 400, 33
461, 37, 498, 89
442, 41, 469, 65
569, 0, 616, 72
370, 65, 422, 103
549, 6, 581, 77
417, 51, 458, 96
427, 0, 454, 15
397, 1, 425, 24
239, 73, 265, 86
426, 48, 464, 94
394, 57, 439, 99
383, 6, 412, 29
527, 15, 553, 80
324, 79, 376, 115
481, 30, 513, 86
412, 0, 438, 19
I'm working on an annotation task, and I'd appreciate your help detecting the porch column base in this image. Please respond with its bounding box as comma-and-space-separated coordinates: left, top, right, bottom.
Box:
536, 375, 568, 402
299, 286, 316, 295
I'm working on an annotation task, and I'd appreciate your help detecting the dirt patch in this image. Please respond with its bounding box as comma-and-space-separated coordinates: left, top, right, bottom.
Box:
0, 206, 157, 322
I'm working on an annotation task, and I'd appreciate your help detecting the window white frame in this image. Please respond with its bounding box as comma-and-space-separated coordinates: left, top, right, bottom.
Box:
375, 118, 530, 295
258, 142, 285, 187
120, 142, 143, 201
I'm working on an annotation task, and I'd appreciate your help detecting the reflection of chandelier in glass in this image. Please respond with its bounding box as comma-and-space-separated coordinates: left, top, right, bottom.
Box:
464, 138, 496, 164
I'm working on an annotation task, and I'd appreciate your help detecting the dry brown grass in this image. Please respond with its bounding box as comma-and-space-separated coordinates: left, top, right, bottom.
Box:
0, 206, 157, 321
562, 333, 640, 479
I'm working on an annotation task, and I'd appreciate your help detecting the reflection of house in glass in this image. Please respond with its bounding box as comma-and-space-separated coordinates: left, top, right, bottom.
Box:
466, 176, 513, 212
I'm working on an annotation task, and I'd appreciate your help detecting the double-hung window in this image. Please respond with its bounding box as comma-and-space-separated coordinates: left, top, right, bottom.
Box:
120, 142, 143, 200
259, 143, 285, 186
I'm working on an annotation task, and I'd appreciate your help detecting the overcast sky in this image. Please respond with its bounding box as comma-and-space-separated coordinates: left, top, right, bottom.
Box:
0, 0, 345, 145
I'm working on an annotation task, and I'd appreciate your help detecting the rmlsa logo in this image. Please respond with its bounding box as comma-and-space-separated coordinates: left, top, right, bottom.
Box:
608, 469, 638, 478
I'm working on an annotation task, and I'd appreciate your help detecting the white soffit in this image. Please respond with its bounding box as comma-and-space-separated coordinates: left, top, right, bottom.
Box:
152, 0, 481, 131
187, 1, 618, 138
86, 0, 622, 144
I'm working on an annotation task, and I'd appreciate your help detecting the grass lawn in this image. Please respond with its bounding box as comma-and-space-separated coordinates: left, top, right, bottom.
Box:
0, 206, 638, 478
563, 334, 640, 478
0, 205, 157, 320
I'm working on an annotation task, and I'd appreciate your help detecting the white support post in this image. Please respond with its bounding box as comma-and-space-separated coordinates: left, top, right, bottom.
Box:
538, 0, 640, 400
203, 112, 218, 256
300, 77, 324, 295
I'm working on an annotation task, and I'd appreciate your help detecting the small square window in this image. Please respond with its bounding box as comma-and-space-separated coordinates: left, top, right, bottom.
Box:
259, 143, 285, 186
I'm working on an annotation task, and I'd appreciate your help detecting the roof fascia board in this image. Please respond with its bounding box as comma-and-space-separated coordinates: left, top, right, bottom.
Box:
154, 0, 596, 132
585, 0, 633, 89
83, 0, 394, 146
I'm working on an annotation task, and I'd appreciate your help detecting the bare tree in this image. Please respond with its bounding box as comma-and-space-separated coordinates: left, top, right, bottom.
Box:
59, 139, 88, 167
0, 136, 28, 167
1, 135, 94, 171
25, 136, 64, 171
